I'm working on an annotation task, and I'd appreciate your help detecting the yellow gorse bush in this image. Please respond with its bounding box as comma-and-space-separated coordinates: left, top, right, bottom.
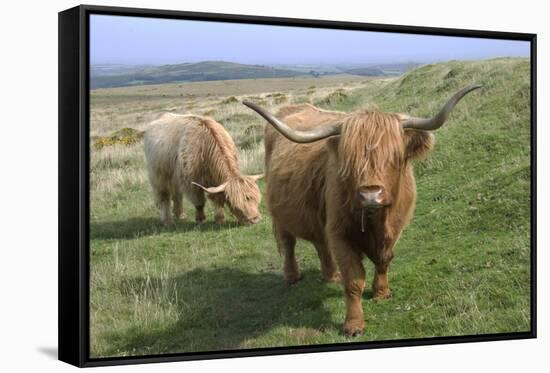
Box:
93, 127, 144, 150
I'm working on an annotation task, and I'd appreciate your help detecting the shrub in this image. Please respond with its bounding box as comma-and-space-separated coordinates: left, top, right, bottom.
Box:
221, 96, 239, 104
273, 95, 287, 104
315, 89, 348, 106
93, 127, 144, 150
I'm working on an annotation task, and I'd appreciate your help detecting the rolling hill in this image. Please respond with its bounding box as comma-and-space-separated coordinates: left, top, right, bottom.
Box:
344, 62, 423, 76
90, 60, 425, 89
90, 61, 304, 89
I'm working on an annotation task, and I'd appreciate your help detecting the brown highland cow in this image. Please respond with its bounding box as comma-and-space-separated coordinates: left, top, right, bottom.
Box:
144, 113, 263, 226
244, 85, 481, 336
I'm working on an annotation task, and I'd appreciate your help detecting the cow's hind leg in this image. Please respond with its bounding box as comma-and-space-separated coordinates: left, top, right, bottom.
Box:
313, 242, 341, 283
155, 188, 173, 226
172, 191, 186, 221
187, 188, 206, 223
274, 224, 301, 284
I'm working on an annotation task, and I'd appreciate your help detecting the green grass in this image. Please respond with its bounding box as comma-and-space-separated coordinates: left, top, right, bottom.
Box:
90, 58, 531, 357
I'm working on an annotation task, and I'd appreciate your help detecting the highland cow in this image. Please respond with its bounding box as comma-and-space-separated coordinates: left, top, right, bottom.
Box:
244, 85, 481, 336
144, 113, 263, 226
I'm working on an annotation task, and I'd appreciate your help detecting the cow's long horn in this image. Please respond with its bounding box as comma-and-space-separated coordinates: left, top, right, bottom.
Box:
401, 84, 482, 131
243, 101, 341, 143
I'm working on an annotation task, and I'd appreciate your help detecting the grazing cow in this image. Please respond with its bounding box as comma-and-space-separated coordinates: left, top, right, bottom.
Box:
243, 85, 481, 336
144, 113, 263, 226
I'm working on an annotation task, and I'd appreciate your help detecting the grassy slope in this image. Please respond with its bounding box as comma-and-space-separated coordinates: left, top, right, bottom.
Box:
90, 58, 531, 357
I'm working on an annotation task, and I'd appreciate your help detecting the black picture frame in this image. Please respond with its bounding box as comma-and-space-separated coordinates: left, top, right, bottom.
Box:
58, 4, 537, 368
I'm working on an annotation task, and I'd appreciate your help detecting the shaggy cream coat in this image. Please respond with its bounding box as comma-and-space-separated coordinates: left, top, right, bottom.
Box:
144, 113, 262, 225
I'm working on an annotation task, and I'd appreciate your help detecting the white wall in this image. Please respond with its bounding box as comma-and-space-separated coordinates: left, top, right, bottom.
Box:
0, 0, 546, 371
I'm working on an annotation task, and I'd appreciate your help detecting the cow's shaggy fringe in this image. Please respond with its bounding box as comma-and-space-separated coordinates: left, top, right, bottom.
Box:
198, 117, 240, 180
225, 177, 261, 209
197, 117, 262, 209
338, 111, 404, 185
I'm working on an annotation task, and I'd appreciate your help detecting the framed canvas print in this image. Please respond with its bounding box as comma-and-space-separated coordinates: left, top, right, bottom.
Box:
58, 4, 537, 367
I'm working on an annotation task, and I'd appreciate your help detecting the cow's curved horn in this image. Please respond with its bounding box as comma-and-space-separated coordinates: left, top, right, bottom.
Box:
191, 181, 227, 194
401, 84, 482, 131
243, 101, 341, 143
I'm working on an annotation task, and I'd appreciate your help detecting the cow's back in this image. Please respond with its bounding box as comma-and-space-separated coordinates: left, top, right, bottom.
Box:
265, 104, 346, 164
144, 113, 229, 193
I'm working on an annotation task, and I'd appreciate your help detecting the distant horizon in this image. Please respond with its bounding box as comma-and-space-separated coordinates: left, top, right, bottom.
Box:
90, 59, 422, 67
91, 15, 530, 66
90, 56, 528, 68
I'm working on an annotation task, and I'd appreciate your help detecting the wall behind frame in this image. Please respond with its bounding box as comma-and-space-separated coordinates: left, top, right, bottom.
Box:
0, 0, 547, 372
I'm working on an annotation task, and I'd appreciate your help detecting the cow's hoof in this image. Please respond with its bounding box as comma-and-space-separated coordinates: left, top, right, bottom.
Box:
161, 218, 174, 226
284, 272, 303, 285
373, 288, 391, 300
323, 271, 343, 284
195, 211, 206, 223
343, 321, 364, 337
215, 216, 225, 224
173, 211, 186, 221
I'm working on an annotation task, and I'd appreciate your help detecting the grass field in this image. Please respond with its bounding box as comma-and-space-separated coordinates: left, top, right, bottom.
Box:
90, 58, 531, 357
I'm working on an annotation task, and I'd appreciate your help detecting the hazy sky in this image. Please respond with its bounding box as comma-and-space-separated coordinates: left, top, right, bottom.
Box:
90, 15, 530, 65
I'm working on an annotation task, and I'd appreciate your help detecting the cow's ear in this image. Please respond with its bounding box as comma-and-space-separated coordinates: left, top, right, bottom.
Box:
192, 181, 228, 194
404, 131, 434, 160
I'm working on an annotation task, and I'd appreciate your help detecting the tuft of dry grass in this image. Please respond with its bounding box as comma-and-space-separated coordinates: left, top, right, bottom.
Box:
315, 89, 349, 107
221, 96, 239, 104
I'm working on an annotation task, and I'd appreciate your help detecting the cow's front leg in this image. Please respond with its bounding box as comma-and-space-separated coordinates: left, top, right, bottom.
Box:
214, 205, 225, 224
195, 205, 206, 223
331, 238, 365, 337
207, 194, 226, 224
372, 241, 395, 299
188, 188, 206, 223
372, 263, 391, 299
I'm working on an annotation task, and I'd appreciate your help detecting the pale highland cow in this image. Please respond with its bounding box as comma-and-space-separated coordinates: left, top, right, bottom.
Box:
244, 85, 481, 337
144, 113, 263, 226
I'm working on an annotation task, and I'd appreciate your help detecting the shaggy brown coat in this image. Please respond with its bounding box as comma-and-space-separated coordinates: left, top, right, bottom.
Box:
144, 113, 262, 225
264, 104, 434, 336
